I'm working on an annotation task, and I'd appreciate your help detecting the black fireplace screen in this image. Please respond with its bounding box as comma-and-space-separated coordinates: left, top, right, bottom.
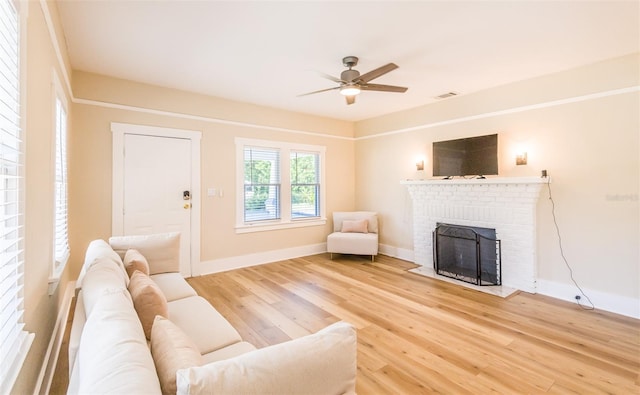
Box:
433, 223, 501, 286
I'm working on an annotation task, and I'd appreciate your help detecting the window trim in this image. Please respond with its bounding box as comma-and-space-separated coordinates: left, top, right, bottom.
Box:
235, 138, 326, 233
49, 70, 69, 286
290, 150, 321, 220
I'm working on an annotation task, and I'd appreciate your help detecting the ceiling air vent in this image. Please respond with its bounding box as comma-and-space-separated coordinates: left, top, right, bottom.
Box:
435, 91, 459, 99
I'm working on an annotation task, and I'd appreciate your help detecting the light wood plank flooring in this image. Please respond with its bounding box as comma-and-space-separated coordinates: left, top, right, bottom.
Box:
187, 254, 639, 394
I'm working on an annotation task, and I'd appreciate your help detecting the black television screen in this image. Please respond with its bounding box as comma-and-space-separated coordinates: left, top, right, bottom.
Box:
432, 134, 498, 177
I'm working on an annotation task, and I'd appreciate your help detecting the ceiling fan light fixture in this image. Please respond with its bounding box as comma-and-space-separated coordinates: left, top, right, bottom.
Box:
340, 85, 361, 96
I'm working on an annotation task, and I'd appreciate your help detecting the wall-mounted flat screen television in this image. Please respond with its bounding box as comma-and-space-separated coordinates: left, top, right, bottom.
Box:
432, 134, 498, 178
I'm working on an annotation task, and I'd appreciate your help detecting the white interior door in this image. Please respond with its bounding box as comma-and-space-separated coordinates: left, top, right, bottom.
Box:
123, 134, 192, 276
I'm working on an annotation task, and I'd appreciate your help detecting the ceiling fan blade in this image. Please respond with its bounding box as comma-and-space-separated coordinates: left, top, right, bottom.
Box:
361, 83, 408, 93
318, 71, 345, 83
357, 63, 398, 83
346, 95, 356, 105
297, 86, 340, 97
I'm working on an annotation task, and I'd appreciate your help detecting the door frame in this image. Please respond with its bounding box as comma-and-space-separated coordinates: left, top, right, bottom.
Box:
111, 122, 201, 276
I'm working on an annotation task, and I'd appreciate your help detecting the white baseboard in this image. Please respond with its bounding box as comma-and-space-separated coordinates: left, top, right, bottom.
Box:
196, 243, 327, 276
35, 280, 76, 395
537, 279, 640, 319
379, 243, 414, 262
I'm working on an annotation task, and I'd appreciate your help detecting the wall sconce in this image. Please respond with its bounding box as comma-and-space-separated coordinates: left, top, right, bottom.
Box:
516, 152, 528, 166
416, 160, 424, 171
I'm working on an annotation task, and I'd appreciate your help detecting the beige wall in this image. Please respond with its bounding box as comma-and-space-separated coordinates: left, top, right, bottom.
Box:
354, 54, 639, 308
14, 1, 75, 393
69, 55, 639, 312
69, 72, 356, 279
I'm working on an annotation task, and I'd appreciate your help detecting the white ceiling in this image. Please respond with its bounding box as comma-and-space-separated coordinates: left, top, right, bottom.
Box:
56, 1, 639, 122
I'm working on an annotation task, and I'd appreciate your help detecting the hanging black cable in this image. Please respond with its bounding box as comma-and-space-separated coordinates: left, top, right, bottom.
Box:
546, 177, 595, 310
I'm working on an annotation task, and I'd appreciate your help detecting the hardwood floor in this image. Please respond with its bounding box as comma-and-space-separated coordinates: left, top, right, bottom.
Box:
187, 254, 639, 394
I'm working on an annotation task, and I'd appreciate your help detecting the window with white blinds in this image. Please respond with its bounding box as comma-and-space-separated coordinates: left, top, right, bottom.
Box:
236, 138, 326, 232
243, 146, 281, 222
53, 94, 69, 275
0, 0, 33, 392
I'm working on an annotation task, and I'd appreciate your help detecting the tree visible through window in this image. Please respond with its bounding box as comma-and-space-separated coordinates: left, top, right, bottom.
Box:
244, 147, 280, 222
291, 151, 320, 218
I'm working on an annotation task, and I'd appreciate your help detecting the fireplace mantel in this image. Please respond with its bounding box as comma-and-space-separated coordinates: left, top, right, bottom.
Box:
401, 176, 548, 186
402, 176, 548, 294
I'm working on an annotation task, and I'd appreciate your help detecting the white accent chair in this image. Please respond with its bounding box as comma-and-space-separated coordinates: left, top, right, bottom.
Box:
327, 211, 379, 262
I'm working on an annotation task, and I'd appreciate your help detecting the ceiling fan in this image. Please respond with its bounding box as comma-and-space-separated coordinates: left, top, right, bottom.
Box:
299, 56, 408, 105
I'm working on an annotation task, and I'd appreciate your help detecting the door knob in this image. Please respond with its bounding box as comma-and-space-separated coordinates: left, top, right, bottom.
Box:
183, 203, 191, 209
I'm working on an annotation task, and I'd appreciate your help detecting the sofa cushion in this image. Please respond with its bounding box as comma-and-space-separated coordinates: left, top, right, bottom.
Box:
151, 272, 197, 302
110, 232, 181, 274
81, 259, 130, 317
129, 270, 169, 339
341, 218, 369, 233
168, 296, 242, 354
78, 289, 161, 394
175, 321, 357, 395
77, 239, 128, 289
201, 341, 257, 365
124, 248, 150, 277
151, 316, 203, 395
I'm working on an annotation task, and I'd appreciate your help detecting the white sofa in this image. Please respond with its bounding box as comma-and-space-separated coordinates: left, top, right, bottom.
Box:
327, 211, 379, 261
68, 233, 357, 394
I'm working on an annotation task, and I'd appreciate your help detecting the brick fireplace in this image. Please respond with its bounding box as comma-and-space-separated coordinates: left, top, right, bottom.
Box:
402, 177, 547, 294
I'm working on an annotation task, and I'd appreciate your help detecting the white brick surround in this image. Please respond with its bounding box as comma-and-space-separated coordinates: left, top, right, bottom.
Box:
402, 177, 547, 293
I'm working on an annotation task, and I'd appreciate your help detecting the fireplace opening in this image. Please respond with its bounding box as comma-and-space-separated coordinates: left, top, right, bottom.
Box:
433, 223, 501, 286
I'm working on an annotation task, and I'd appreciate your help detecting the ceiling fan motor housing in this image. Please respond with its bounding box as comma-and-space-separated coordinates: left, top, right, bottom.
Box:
341, 69, 360, 82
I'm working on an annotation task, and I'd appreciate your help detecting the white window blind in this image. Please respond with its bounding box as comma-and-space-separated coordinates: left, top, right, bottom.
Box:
53, 96, 69, 273
0, 0, 32, 392
243, 146, 280, 222
290, 151, 320, 219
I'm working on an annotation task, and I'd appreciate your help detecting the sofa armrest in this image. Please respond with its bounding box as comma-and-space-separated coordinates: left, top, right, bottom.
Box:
176, 321, 357, 395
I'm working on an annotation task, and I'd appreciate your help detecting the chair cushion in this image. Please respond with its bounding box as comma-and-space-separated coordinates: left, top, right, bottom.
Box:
327, 231, 379, 255
341, 219, 368, 233
151, 316, 203, 395
333, 211, 378, 233
175, 321, 357, 395
168, 296, 243, 354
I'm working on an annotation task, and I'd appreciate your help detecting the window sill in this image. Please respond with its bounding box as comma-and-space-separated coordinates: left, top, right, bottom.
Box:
236, 218, 327, 234
48, 253, 70, 296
